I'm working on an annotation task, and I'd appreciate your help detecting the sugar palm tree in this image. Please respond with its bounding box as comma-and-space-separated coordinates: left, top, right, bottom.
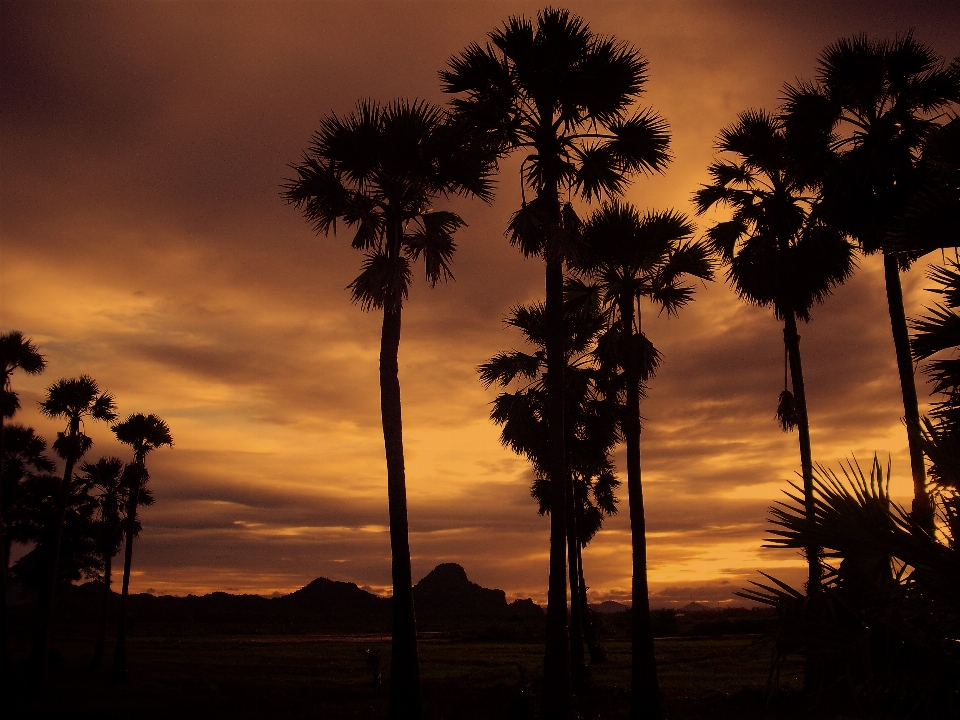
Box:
694, 110, 855, 595
574, 202, 712, 719
110, 413, 169, 682
0, 330, 45, 667
443, 11, 670, 712
79, 456, 128, 670
284, 98, 493, 719
33, 375, 115, 675
783, 34, 960, 532
480, 290, 629, 683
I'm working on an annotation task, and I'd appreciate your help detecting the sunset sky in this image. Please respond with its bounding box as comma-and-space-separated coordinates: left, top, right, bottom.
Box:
2, 0, 959, 606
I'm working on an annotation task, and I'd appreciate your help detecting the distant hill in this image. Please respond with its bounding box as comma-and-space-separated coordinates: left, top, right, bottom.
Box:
591, 601, 630, 614
27, 563, 542, 635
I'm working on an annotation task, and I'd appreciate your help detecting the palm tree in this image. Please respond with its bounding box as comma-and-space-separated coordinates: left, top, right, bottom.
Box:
694, 110, 855, 595
783, 34, 960, 533
34, 375, 115, 675
79, 456, 128, 670
0, 330, 45, 667
480, 291, 630, 683
284, 98, 493, 719
442, 11, 670, 712
110, 413, 169, 682
574, 201, 712, 719
1, 423, 53, 669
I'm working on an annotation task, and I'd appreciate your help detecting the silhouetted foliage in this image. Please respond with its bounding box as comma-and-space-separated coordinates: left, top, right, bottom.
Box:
444, 10, 671, 714
285, 97, 494, 720
110, 414, 168, 683
741, 458, 960, 717
783, 33, 960, 531
695, 109, 855, 595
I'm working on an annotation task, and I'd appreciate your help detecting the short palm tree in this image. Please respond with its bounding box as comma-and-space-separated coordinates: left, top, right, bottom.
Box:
79, 456, 128, 670
110, 413, 169, 683
284, 98, 493, 720
783, 34, 960, 532
694, 110, 855, 595
0, 330, 45, 666
443, 11, 670, 712
33, 375, 115, 674
480, 291, 629, 682
574, 202, 712, 718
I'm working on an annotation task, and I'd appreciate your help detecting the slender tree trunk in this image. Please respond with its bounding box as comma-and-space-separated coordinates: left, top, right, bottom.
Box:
381, 304, 422, 720
112, 478, 139, 683
32, 416, 80, 679
783, 313, 820, 593
578, 547, 605, 663
539, 118, 571, 716
622, 300, 662, 720
566, 473, 585, 689
543, 254, 572, 720
882, 252, 934, 533
91, 553, 111, 671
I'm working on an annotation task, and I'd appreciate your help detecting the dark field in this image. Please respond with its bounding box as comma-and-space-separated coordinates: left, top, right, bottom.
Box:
4, 632, 836, 719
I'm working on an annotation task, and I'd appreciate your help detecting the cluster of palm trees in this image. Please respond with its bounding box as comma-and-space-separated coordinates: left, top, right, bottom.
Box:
0, 331, 172, 684
287, 9, 957, 719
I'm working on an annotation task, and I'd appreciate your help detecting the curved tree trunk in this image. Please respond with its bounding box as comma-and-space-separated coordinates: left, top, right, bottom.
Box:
621, 300, 662, 720
111, 485, 138, 684
882, 252, 933, 534
783, 313, 820, 593
32, 416, 80, 679
381, 304, 422, 720
565, 471, 585, 689
91, 553, 112, 671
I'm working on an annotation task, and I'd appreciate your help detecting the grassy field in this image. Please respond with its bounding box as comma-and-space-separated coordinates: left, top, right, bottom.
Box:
3, 632, 832, 719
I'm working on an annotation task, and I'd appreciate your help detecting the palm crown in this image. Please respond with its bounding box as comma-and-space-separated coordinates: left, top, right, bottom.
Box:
441, 7, 670, 255
0, 331, 46, 419
112, 414, 173, 465
694, 110, 854, 322
284, 99, 494, 311
783, 33, 960, 258
38, 376, 117, 461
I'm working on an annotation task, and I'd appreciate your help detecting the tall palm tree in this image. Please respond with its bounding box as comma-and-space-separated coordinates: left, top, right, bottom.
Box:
34, 375, 115, 675
110, 413, 169, 682
284, 98, 493, 719
783, 34, 960, 533
694, 110, 855, 595
480, 291, 630, 682
442, 11, 670, 712
574, 202, 712, 719
0, 330, 45, 667
79, 456, 128, 670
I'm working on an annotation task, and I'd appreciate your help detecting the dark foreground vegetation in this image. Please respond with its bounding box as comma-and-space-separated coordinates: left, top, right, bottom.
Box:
6, 633, 810, 720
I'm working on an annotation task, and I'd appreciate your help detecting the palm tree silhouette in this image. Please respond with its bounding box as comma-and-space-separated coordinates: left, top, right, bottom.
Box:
574, 201, 712, 718
284, 98, 493, 719
34, 375, 115, 676
0, 331, 45, 669
1, 423, 53, 669
783, 34, 960, 532
480, 291, 627, 683
110, 413, 169, 683
442, 11, 669, 712
79, 456, 128, 671
694, 110, 855, 595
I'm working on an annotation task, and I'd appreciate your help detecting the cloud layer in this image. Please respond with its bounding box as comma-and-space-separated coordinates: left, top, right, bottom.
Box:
2, 0, 958, 605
